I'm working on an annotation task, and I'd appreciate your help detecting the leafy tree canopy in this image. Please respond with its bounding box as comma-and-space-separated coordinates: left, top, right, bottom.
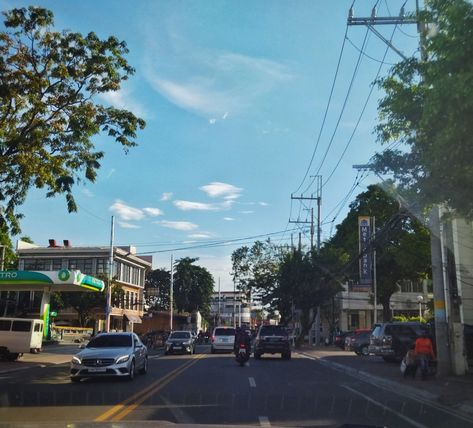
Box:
373, 0, 473, 218
0, 7, 145, 234
145, 268, 171, 311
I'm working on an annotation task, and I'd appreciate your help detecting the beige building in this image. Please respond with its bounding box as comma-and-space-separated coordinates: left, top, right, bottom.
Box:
16, 239, 152, 331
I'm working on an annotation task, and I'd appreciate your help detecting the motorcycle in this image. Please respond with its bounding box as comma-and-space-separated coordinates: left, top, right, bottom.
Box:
235, 343, 250, 366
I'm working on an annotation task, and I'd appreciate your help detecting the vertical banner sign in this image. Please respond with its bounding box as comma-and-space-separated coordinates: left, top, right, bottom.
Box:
358, 216, 372, 288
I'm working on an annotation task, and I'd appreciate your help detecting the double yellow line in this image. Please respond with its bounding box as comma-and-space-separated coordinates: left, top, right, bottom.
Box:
94, 354, 206, 422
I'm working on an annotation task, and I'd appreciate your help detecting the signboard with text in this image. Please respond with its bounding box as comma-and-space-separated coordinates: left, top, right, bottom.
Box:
358, 216, 372, 289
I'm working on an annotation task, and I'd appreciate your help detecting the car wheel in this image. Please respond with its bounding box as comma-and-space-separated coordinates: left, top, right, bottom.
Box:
282, 352, 291, 360
70, 377, 81, 383
361, 346, 369, 356
139, 357, 148, 374
128, 360, 135, 381
254, 352, 261, 360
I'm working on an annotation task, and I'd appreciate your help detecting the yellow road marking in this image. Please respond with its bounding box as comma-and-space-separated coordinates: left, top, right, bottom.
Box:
94, 354, 205, 422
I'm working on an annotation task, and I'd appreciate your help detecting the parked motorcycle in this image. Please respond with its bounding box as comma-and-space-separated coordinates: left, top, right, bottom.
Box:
235, 343, 250, 366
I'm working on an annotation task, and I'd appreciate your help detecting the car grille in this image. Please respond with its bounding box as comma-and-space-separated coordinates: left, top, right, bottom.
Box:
82, 358, 115, 367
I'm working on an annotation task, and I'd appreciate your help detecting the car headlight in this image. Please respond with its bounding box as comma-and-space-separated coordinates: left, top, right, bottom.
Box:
116, 355, 130, 364
72, 356, 82, 365
183, 341, 191, 345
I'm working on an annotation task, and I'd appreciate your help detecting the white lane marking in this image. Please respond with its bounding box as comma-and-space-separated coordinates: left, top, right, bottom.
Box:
342, 384, 429, 428
249, 377, 256, 387
259, 416, 271, 427
161, 396, 195, 425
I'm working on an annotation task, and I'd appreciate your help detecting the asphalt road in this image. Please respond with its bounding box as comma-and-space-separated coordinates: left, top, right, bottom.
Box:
0, 345, 472, 428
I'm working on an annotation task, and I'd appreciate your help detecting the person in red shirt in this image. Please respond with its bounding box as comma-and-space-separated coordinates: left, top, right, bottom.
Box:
415, 333, 435, 379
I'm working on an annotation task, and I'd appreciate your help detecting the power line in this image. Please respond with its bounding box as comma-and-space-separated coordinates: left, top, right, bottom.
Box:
322, 24, 398, 188
292, 24, 350, 195
312, 26, 370, 180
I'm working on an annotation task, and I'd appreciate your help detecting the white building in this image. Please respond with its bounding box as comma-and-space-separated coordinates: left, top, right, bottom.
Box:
210, 290, 251, 327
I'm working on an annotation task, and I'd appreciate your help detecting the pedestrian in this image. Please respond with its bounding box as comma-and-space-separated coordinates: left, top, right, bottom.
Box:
415, 332, 436, 379
402, 343, 417, 379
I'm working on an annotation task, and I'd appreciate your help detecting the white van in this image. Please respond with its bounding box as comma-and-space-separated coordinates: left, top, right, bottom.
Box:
0, 318, 44, 360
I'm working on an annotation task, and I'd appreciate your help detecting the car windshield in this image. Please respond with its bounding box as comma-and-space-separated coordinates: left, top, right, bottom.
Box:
169, 332, 190, 339
86, 335, 132, 348
3, 1, 472, 427
214, 328, 235, 336
260, 326, 288, 336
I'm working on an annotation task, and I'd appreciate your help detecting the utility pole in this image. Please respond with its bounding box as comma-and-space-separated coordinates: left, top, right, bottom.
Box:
372, 216, 377, 324
290, 175, 322, 253
217, 277, 221, 325
105, 216, 115, 333
170, 254, 174, 331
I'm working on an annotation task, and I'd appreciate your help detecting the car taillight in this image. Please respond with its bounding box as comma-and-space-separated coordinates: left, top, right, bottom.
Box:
211, 336, 215, 343
239, 343, 246, 349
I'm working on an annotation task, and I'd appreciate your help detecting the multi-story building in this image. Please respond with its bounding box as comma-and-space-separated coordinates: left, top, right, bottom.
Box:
210, 290, 251, 327
16, 239, 152, 331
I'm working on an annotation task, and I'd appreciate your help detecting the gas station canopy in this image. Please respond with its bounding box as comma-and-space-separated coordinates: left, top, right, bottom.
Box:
0, 270, 105, 292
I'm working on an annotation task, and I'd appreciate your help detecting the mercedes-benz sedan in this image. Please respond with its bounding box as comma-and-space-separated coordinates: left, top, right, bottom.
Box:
70, 332, 148, 382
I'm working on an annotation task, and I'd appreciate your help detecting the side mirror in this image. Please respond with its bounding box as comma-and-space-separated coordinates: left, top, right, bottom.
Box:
135, 342, 142, 348
78, 343, 85, 349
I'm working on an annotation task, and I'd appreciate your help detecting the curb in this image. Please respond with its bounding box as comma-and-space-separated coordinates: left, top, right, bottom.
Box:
297, 351, 473, 419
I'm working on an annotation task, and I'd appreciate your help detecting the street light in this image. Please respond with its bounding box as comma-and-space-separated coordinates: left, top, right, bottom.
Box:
416, 295, 424, 319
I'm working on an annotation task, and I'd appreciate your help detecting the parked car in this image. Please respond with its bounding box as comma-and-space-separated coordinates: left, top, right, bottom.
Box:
370, 322, 432, 362
345, 328, 372, 352
164, 331, 196, 355
334, 331, 351, 348
210, 326, 236, 353
253, 324, 291, 360
350, 331, 372, 356
70, 332, 148, 382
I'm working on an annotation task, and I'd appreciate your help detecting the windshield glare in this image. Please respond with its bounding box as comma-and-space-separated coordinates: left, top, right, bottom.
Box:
169, 332, 191, 339
86, 335, 132, 348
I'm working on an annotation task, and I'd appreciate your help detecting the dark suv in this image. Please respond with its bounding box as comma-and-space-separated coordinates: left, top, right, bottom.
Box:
370, 322, 431, 362
254, 325, 291, 360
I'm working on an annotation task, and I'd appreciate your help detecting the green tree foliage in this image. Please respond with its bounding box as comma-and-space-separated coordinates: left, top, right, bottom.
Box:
145, 268, 171, 311
328, 185, 431, 321
0, 7, 145, 233
173, 257, 214, 320
372, 0, 473, 218
231, 240, 279, 300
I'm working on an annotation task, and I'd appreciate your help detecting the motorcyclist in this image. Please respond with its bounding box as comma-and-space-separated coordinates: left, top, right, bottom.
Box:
234, 327, 251, 356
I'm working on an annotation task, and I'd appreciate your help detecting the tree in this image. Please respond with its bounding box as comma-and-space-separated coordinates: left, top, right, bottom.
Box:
372, 0, 473, 218
0, 7, 145, 234
327, 185, 431, 321
145, 268, 171, 311
173, 257, 214, 321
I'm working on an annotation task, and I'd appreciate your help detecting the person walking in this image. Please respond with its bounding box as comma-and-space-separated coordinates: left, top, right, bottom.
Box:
403, 343, 418, 379
415, 332, 435, 379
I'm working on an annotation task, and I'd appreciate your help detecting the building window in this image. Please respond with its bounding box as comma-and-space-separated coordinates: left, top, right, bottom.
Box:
126, 291, 130, 310
96, 259, 109, 275
67, 259, 93, 275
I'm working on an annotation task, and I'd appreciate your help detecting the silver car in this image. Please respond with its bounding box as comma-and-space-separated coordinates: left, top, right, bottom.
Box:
164, 330, 195, 355
70, 332, 148, 382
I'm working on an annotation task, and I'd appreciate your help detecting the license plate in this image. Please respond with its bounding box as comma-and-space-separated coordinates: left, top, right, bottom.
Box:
173, 346, 182, 350
88, 368, 106, 373
221, 338, 228, 343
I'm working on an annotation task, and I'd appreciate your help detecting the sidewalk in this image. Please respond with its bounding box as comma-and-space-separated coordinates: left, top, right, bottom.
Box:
297, 345, 473, 418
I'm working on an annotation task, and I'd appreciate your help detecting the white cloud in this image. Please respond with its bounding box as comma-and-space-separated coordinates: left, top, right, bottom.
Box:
109, 200, 145, 221
159, 220, 198, 231
223, 217, 235, 221
106, 168, 116, 179
99, 88, 148, 119
161, 192, 173, 201
143, 207, 163, 217
173, 199, 235, 212
240, 210, 254, 214
82, 188, 94, 198
259, 202, 269, 207
143, 37, 293, 118
117, 221, 141, 229
200, 182, 242, 200
188, 233, 213, 239
222, 112, 229, 120
209, 118, 216, 125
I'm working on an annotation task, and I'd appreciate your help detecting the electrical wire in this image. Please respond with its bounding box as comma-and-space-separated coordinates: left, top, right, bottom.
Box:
292, 24, 350, 195
322, 24, 398, 188
311, 26, 370, 182
345, 36, 396, 66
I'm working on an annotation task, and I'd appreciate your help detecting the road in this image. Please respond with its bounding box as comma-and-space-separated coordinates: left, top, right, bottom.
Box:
0, 344, 472, 427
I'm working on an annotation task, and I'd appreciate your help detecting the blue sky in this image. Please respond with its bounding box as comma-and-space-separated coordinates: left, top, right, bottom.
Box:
5, 1, 420, 290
